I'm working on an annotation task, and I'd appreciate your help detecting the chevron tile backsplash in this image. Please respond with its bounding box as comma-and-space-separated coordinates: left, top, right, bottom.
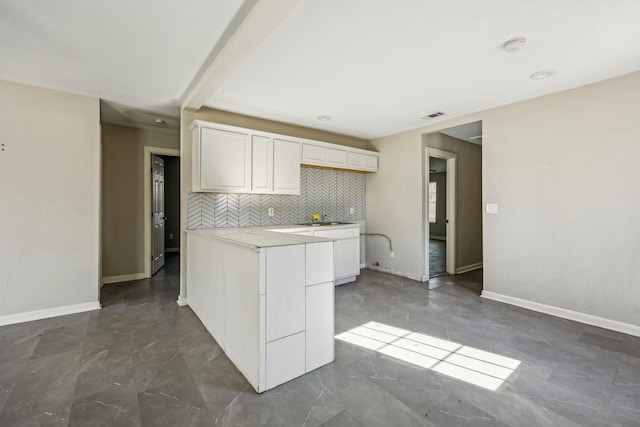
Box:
187, 168, 366, 229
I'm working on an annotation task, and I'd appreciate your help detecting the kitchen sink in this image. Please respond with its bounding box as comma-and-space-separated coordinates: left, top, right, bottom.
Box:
296, 222, 352, 227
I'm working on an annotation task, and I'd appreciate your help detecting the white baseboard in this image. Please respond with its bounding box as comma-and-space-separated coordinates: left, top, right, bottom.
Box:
366, 264, 424, 282
176, 295, 188, 306
165, 248, 179, 253
456, 262, 483, 274
430, 236, 446, 241
102, 273, 146, 284
360, 263, 366, 269
0, 301, 102, 327
481, 291, 640, 338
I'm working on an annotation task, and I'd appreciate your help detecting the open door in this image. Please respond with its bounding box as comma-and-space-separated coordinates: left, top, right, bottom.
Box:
152, 155, 165, 275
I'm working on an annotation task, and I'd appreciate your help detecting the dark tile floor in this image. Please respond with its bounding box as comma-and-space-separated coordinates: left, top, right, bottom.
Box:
1, 255, 639, 426
429, 239, 446, 277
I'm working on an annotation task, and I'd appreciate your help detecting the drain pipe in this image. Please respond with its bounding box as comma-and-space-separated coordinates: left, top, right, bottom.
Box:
362, 233, 394, 258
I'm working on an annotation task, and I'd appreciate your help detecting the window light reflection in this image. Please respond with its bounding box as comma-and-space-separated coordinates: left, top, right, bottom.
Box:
335, 321, 520, 391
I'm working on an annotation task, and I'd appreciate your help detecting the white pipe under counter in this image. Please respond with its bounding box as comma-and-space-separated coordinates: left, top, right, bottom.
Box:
186, 227, 335, 393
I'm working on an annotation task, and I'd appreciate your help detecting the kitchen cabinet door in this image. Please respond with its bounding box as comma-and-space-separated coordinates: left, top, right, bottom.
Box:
266, 332, 305, 390
325, 147, 347, 167
265, 245, 305, 342
273, 139, 300, 194
301, 143, 325, 166
347, 152, 378, 172
198, 127, 251, 192
251, 135, 273, 193
336, 237, 360, 279
306, 282, 334, 371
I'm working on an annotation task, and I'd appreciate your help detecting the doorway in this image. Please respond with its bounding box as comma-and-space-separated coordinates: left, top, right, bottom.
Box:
144, 147, 180, 278
425, 149, 456, 278
428, 156, 447, 277
423, 121, 483, 286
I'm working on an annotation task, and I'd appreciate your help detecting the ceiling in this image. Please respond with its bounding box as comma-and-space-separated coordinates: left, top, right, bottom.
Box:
439, 121, 483, 145
2, 0, 640, 139
0, 0, 245, 118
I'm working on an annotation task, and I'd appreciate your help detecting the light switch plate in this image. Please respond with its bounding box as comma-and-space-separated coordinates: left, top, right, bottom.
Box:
486, 203, 498, 214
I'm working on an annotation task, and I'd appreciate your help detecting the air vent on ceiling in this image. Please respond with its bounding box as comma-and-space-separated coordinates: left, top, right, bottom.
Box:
421, 112, 445, 120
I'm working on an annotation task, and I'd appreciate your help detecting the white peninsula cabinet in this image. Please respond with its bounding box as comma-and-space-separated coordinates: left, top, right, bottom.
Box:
191, 121, 300, 194
186, 228, 335, 393
270, 223, 361, 285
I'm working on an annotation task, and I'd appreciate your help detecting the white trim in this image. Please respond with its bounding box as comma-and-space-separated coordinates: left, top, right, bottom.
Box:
144, 146, 180, 278
102, 273, 146, 284
360, 263, 366, 269
165, 247, 180, 253
0, 302, 101, 327
430, 236, 446, 241
455, 262, 483, 274
177, 295, 188, 306
481, 291, 640, 338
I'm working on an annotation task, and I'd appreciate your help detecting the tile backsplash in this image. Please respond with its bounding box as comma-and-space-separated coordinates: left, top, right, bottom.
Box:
187, 167, 366, 229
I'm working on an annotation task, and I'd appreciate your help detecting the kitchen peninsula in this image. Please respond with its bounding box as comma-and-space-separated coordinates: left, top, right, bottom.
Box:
186, 226, 336, 392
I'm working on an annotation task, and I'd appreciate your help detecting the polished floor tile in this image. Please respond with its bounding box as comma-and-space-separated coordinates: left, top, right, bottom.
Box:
1, 254, 639, 426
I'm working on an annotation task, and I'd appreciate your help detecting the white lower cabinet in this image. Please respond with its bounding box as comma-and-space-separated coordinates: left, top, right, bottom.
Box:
335, 238, 360, 280
187, 232, 335, 393
265, 245, 305, 341
266, 332, 306, 390
306, 282, 335, 371
313, 226, 361, 284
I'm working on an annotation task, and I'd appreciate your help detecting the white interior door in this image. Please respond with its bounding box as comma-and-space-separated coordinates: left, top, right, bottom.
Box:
152, 155, 165, 275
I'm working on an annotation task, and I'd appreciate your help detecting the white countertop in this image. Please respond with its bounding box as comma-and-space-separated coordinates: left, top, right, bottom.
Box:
187, 224, 357, 249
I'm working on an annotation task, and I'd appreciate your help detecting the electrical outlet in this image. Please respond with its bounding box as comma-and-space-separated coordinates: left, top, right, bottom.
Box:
390, 251, 395, 259
349, 207, 354, 215
268, 207, 274, 217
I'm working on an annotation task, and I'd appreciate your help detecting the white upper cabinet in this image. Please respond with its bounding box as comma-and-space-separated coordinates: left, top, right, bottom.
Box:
191, 120, 377, 193
348, 152, 378, 172
325, 147, 347, 167
191, 121, 301, 194
195, 126, 251, 192
301, 144, 326, 166
273, 139, 300, 194
251, 135, 273, 193
301, 142, 378, 173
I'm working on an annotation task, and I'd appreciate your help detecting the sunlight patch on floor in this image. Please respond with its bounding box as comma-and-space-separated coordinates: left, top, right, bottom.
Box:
335, 321, 520, 391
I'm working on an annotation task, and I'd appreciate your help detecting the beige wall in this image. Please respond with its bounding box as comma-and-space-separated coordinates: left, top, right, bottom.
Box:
425, 133, 483, 270
366, 71, 640, 329
101, 124, 179, 279
0, 81, 100, 320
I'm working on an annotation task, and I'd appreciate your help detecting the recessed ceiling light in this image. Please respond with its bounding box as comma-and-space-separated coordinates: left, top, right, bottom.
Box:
502, 37, 527, 53
529, 69, 556, 80
154, 118, 166, 125
469, 135, 482, 140
316, 115, 332, 121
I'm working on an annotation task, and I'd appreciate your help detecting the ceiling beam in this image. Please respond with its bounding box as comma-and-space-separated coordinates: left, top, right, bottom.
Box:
181, 0, 299, 111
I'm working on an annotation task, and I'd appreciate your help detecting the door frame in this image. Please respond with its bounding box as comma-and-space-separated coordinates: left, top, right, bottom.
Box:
144, 146, 180, 278
425, 148, 456, 278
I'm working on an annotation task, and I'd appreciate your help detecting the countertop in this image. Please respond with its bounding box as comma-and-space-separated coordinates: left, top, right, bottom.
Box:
186, 223, 359, 249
